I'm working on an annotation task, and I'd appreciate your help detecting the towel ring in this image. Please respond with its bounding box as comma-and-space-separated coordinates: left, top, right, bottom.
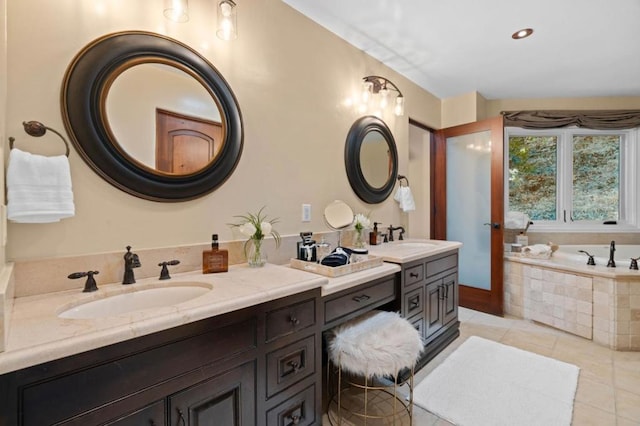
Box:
397, 175, 409, 187
8, 121, 70, 157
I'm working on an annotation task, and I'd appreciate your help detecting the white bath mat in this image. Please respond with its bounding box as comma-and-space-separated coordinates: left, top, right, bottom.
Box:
413, 336, 579, 426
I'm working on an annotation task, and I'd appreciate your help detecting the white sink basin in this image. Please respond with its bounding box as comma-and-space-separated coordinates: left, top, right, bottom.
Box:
58, 283, 212, 319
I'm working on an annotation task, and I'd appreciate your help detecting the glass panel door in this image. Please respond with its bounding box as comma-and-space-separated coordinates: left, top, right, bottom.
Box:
446, 131, 492, 290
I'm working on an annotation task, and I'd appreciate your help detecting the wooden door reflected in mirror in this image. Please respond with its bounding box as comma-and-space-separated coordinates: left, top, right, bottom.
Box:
155, 109, 223, 175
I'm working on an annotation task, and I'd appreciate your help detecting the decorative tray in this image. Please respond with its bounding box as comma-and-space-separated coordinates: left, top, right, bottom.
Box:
289, 255, 384, 278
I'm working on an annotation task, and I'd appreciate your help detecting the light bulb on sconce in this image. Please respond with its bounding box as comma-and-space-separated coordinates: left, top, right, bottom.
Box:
355, 76, 405, 117
217, 0, 237, 41
164, 0, 189, 23
361, 81, 373, 103
394, 96, 405, 116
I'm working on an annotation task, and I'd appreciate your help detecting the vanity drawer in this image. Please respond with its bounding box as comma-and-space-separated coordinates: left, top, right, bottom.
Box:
266, 298, 316, 343
403, 286, 424, 318
404, 263, 424, 286
266, 383, 317, 426
324, 277, 396, 325
266, 334, 316, 399
426, 254, 457, 278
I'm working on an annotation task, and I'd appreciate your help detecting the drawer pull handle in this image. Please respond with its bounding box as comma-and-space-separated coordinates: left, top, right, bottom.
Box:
439, 284, 445, 300
176, 408, 186, 426
409, 297, 420, 309
288, 360, 301, 372
410, 272, 419, 278
288, 414, 302, 425
352, 294, 371, 303
289, 316, 300, 325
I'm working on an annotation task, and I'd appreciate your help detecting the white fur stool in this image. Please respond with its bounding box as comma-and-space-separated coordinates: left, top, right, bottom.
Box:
326, 310, 423, 425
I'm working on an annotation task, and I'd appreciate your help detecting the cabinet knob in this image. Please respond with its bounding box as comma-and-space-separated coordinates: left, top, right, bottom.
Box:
289, 315, 300, 325
288, 414, 302, 425
288, 360, 301, 373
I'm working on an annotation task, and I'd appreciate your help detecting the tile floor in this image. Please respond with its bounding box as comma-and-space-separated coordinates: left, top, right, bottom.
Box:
323, 307, 640, 425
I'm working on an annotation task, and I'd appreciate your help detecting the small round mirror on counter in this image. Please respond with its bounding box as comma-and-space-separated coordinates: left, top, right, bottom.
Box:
324, 200, 354, 230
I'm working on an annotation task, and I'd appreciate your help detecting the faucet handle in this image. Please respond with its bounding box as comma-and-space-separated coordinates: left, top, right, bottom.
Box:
68, 270, 100, 292
158, 260, 180, 280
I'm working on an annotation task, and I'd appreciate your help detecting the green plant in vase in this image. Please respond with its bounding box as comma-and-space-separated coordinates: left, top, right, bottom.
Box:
353, 213, 371, 248
229, 206, 281, 267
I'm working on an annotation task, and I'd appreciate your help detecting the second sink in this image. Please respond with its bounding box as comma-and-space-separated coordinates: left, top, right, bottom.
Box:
58, 283, 212, 319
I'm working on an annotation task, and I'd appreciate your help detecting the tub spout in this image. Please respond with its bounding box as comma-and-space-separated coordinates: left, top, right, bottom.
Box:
607, 240, 616, 268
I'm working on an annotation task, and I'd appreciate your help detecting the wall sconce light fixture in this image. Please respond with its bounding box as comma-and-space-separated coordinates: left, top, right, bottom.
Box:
359, 76, 405, 117
164, 0, 189, 23
217, 0, 237, 41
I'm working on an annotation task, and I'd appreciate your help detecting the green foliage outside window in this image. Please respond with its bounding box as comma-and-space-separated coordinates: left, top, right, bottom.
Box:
508, 134, 620, 223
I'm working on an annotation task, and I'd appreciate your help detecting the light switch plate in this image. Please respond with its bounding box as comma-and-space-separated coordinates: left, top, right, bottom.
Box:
302, 204, 311, 222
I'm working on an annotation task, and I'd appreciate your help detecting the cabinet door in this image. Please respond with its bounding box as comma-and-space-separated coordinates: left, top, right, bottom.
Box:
442, 272, 458, 326
424, 279, 444, 340
169, 361, 256, 426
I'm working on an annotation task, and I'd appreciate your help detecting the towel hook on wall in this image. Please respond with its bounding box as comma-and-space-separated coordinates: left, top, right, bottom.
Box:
8, 121, 70, 157
397, 175, 409, 187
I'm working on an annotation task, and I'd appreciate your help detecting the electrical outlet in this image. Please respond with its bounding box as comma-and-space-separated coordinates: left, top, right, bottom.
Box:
302, 204, 311, 222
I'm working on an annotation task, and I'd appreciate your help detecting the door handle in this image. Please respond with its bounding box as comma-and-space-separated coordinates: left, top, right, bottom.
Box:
483, 222, 500, 229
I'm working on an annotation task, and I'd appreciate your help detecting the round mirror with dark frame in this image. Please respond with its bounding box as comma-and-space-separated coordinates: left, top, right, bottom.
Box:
344, 116, 398, 204
61, 31, 243, 202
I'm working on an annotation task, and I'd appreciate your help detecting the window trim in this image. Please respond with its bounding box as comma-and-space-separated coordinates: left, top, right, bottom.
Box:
504, 126, 640, 233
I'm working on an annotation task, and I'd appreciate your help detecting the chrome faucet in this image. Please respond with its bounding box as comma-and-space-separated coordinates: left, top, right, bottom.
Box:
387, 225, 405, 242
123, 245, 141, 284
607, 240, 616, 268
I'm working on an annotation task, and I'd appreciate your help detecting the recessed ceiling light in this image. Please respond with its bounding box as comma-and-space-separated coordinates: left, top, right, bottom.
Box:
512, 28, 534, 39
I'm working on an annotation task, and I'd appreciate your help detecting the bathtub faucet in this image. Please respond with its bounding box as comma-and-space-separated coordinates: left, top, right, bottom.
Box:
607, 240, 616, 268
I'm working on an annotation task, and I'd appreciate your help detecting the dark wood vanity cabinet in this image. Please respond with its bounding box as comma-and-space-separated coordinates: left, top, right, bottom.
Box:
0, 288, 322, 426
399, 250, 460, 369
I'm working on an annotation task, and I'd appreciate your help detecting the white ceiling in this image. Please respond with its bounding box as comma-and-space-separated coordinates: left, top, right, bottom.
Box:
282, 0, 640, 100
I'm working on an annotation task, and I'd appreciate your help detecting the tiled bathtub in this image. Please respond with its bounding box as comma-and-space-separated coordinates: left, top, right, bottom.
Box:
504, 250, 640, 351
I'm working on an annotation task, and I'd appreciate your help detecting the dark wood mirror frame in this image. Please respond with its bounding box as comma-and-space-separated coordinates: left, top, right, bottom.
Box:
61, 31, 243, 202
344, 116, 398, 204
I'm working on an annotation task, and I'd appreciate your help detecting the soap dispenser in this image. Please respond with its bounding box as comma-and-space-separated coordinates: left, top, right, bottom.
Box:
203, 234, 228, 273
369, 222, 380, 245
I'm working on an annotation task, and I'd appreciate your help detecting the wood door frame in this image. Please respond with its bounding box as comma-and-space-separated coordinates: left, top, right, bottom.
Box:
432, 116, 504, 316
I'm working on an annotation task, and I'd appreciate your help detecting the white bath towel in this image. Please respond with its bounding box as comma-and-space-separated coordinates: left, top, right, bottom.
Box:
7, 148, 75, 223
394, 185, 416, 212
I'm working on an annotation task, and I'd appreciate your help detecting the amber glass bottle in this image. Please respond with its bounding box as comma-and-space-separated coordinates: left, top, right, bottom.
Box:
203, 234, 228, 273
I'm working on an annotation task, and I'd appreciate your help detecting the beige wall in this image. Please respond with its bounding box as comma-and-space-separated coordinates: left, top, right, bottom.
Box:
4, 0, 640, 265
4, 0, 441, 261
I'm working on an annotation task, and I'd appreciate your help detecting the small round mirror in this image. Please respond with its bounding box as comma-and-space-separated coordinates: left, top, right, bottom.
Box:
345, 116, 398, 204
324, 200, 354, 230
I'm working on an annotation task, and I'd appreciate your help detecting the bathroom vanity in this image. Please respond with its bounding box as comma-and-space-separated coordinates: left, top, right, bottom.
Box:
368, 241, 462, 369
0, 240, 461, 425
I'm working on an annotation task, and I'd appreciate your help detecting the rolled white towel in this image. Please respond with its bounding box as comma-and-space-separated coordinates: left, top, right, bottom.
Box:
522, 244, 552, 258
7, 148, 75, 223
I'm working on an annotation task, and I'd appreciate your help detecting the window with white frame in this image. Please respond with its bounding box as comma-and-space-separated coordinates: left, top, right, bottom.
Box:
505, 127, 638, 231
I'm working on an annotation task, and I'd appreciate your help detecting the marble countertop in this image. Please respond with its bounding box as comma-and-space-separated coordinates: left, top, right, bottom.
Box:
0, 263, 326, 375
0, 240, 460, 375
367, 239, 462, 263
